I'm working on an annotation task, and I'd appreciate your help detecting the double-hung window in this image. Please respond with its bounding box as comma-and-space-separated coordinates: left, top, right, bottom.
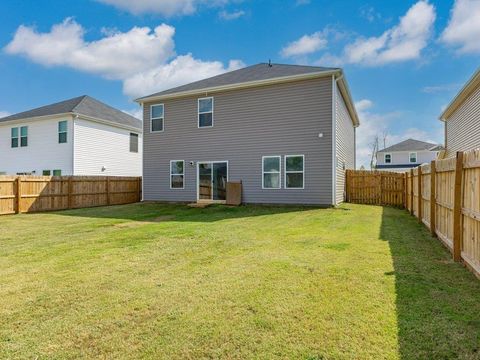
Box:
170, 160, 184, 189
58, 121, 67, 143
130, 133, 139, 153
384, 153, 392, 164
409, 152, 417, 163
262, 156, 281, 189
20, 126, 28, 147
151, 104, 164, 132
11, 128, 18, 148
285, 155, 304, 189
198, 97, 213, 128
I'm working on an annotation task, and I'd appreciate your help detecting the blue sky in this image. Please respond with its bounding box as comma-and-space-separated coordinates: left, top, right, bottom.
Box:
0, 0, 479, 168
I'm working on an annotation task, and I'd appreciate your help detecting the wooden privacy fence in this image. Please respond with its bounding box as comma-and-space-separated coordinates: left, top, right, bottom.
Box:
345, 170, 405, 207
0, 176, 142, 215
346, 148, 480, 279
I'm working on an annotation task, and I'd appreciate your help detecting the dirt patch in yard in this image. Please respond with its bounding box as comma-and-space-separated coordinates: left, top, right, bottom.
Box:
114, 215, 176, 228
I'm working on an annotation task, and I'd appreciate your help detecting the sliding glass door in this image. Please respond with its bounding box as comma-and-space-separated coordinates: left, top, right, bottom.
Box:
198, 162, 228, 201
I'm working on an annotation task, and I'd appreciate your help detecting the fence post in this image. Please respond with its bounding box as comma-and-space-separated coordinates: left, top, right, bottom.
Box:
430, 160, 436, 237
106, 177, 111, 206
137, 177, 142, 202
68, 176, 73, 209
403, 172, 407, 209
345, 170, 349, 203
418, 166, 422, 222
453, 151, 464, 262
15, 177, 21, 214
410, 169, 414, 216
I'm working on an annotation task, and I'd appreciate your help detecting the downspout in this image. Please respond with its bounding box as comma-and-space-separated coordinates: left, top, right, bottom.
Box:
72, 113, 78, 175
331, 75, 337, 206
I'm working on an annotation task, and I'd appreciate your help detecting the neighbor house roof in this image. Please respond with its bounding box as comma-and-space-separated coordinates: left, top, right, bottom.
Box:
440, 68, 480, 121
378, 139, 444, 153
0, 95, 142, 130
136, 63, 359, 126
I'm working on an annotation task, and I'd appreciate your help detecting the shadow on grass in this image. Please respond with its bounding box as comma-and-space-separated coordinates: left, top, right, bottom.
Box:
381, 206, 480, 359
52, 202, 328, 223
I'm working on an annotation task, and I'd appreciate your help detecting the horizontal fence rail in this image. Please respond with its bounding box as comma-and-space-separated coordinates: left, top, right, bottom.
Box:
0, 176, 142, 215
346, 148, 480, 279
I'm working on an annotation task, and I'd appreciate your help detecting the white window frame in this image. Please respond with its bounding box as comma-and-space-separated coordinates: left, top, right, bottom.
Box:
170, 160, 185, 190
20, 126, 28, 147
384, 153, 392, 164
150, 104, 165, 133
198, 97, 214, 128
58, 120, 68, 144
284, 155, 305, 189
11, 127, 19, 148
262, 156, 281, 190
409, 152, 417, 163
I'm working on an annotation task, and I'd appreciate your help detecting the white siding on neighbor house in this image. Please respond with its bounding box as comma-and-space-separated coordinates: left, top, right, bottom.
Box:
376, 150, 438, 169
445, 84, 480, 158
73, 118, 142, 176
335, 85, 355, 204
0, 115, 73, 175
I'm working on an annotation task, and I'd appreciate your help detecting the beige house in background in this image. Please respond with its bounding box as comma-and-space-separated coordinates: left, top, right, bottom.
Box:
440, 68, 480, 158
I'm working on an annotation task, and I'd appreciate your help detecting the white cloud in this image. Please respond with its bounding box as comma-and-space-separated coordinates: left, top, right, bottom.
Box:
0, 111, 11, 118
96, 0, 230, 17
319, 1, 436, 66
421, 83, 460, 93
354, 99, 442, 169
219, 9, 245, 20
124, 56, 244, 98
5, 18, 244, 98
359, 5, 381, 23
281, 31, 327, 58
440, 0, 480, 54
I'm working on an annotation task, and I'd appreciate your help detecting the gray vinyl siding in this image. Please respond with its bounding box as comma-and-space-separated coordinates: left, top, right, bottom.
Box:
445, 84, 480, 158
143, 77, 334, 205
335, 85, 355, 204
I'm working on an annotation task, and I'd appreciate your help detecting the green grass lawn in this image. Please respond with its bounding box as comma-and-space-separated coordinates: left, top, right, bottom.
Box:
1, 203, 479, 359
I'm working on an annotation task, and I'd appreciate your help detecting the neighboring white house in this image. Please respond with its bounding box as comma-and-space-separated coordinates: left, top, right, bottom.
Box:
440, 68, 480, 158
0, 95, 142, 176
376, 139, 443, 172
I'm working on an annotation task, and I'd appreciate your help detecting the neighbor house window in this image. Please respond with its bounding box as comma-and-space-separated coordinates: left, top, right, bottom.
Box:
384, 153, 392, 164
11, 128, 18, 148
198, 97, 213, 128
150, 104, 164, 132
262, 156, 281, 189
42, 170, 51, 176
53, 170, 62, 176
130, 133, 138, 153
170, 160, 184, 189
409, 152, 417, 163
20, 126, 28, 147
285, 155, 304, 189
58, 121, 67, 143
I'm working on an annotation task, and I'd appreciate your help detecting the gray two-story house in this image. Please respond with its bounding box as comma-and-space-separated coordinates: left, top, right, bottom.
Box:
136, 63, 359, 206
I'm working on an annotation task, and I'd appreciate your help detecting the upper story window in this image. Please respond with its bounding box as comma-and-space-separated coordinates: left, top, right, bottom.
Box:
20, 126, 28, 147
285, 155, 304, 189
11, 128, 18, 148
12, 126, 28, 148
262, 156, 281, 189
130, 133, 139, 153
198, 97, 213, 128
384, 153, 392, 164
58, 121, 67, 143
409, 152, 417, 163
150, 104, 164, 132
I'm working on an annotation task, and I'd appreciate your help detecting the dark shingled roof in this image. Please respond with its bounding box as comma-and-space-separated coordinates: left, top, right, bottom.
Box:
379, 138, 444, 153
0, 95, 142, 130
137, 63, 339, 100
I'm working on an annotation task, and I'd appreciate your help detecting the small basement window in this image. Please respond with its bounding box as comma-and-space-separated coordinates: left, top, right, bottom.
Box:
42, 170, 51, 176
384, 153, 392, 164
151, 104, 164, 132
198, 97, 213, 128
262, 156, 281, 189
53, 170, 62, 176
58, 121, 67, 143
409, 152, 417, 163
170, 160, 184, 189
285, 155, 304, 189
130, 133, 139, 153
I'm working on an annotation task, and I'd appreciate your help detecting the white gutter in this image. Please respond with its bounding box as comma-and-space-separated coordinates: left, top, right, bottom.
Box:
73, 113, 142, 133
